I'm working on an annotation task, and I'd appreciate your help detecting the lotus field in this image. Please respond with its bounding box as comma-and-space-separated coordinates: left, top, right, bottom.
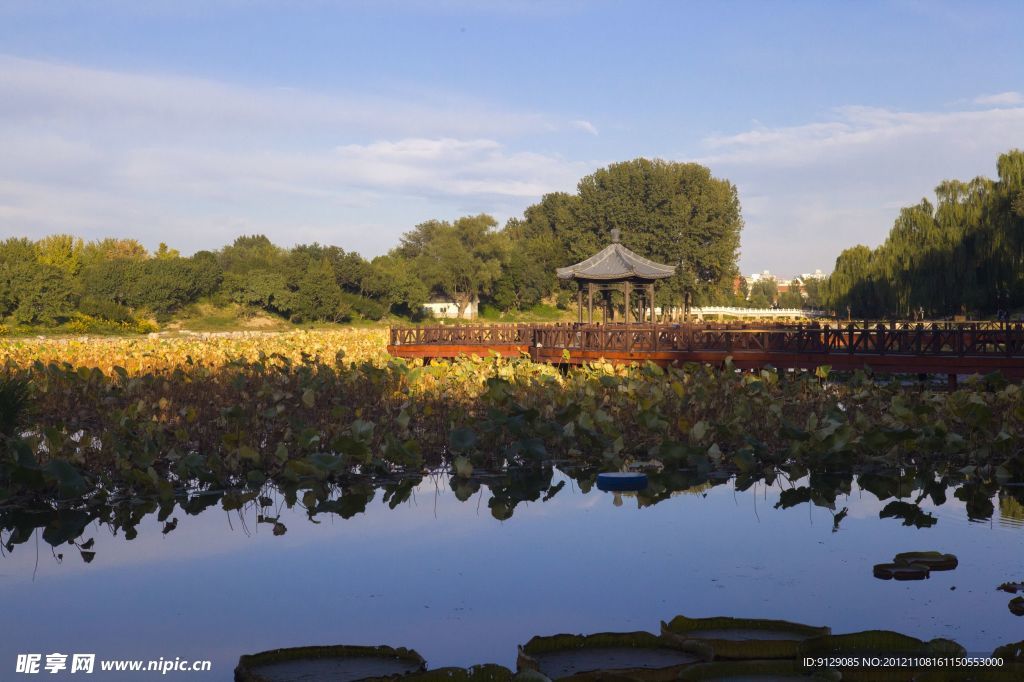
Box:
1, 327, 1024, 509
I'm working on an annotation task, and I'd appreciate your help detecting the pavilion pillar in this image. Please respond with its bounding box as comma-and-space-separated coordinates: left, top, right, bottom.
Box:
577, 287, 583, 323
624, 281, 631, 325
648, 283, 655, 323
587, 282, 594, 324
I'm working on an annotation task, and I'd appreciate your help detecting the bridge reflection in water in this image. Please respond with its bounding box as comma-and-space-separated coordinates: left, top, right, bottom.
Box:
388, 322, 1024, 380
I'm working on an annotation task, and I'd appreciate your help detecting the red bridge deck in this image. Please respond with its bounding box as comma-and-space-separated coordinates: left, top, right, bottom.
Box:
387, 322, 1024, 378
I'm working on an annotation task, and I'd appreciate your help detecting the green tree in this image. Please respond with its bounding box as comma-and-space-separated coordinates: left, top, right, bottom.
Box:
81, 238, 148, 268
290, 257, 344, 322
222, 270, 293, 314
36, 234, 84, 277
10, 265, 76, 325
514, 159, 743, 308
217, 235, 286, 274
154, 242, 181, 259
1, 238, 76, 325
399, 214, 508, 318
749, 279, 778, 306
822, 149, 1024, 318
363, 255, 429, 316
778, 290, 804, 308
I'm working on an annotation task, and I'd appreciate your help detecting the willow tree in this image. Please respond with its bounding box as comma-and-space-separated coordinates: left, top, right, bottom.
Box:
825, 149, 1024, 318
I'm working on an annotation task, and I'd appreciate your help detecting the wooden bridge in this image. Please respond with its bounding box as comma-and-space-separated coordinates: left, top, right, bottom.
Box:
388, 322, 1024, 380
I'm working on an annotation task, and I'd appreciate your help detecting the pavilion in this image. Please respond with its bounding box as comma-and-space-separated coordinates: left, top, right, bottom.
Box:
556, 229, 676, 323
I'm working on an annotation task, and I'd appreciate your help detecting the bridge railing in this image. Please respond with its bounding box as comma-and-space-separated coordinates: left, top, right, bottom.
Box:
391, 322, 1024, 358
389, 324, 533, 347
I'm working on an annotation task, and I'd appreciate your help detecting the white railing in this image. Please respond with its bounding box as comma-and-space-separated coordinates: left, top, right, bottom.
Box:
692, 306, 827, 319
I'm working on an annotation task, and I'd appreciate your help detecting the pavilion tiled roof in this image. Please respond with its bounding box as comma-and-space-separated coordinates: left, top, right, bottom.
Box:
556, 242, 676, 281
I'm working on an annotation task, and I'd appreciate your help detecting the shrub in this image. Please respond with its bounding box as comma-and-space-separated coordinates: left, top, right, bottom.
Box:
78, 296, 136, 324
63, 313, 158, 335
341, 292, 386, 321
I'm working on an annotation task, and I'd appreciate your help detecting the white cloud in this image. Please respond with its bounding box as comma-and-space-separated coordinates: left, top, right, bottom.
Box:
0, 55, 556, 139
974, 91, 1024, 106
570, 119, 599, 136
0, 55, 595, 255
696, 104, 1024, 275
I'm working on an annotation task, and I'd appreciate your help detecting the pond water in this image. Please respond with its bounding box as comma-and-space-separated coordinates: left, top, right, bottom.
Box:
1, 469, 1022, 680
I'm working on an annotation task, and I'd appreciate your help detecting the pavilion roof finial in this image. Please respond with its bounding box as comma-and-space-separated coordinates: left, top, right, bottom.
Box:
610, 228, 620, 243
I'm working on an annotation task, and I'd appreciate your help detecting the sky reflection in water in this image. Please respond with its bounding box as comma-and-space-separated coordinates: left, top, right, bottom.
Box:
1, 471, 1022, 681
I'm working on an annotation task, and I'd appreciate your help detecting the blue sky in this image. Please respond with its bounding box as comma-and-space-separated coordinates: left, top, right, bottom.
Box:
0, 1, 1022, 275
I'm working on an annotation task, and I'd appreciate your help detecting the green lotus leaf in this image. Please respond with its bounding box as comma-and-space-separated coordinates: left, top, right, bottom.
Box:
892, 551, 957, 571
517, 631, 711, 681
992, 640, 1024, 661
234, 644, 425, 682
661, 615, 830, 660
450, 427, 478, 453
398, 664, 514, 681
873, 562, 930, 580
798, 630, 965, 682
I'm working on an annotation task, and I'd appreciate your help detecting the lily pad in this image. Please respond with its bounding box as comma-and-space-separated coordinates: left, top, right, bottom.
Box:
234, 644, 426, 682
1010, 597, 1024, 616
993, 640, 1024, 661
517, 631, 710, 680
677, 660, 841, 680
873, 562, 930, 580
660, 615, 830, 659
997, 582, 1024, 594
392, 664, 514, 681
892, 551, 958, 570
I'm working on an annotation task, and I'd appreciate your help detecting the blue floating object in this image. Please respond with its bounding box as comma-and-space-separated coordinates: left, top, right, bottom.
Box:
596, 472, 649, 492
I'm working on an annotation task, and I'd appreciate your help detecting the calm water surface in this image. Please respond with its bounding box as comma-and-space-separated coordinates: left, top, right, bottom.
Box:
2, 471, 1021, 680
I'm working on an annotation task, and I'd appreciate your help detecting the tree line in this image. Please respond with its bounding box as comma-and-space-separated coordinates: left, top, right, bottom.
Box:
824, 149, 1024, 318
0, 158, 744, 329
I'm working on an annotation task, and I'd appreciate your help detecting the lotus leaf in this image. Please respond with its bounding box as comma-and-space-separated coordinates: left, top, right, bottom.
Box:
873, 563, 930, 580
517, 631, 711, 680
234, 644, 425, 682
992, 640, 1024, 661
397, 664, 514, 681
660, 616, 829, 659
891, 551, 957, 571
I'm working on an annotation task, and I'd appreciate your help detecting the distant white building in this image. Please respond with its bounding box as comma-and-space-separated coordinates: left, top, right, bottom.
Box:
422, 297, 478, 319
743, 268, 827, 300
